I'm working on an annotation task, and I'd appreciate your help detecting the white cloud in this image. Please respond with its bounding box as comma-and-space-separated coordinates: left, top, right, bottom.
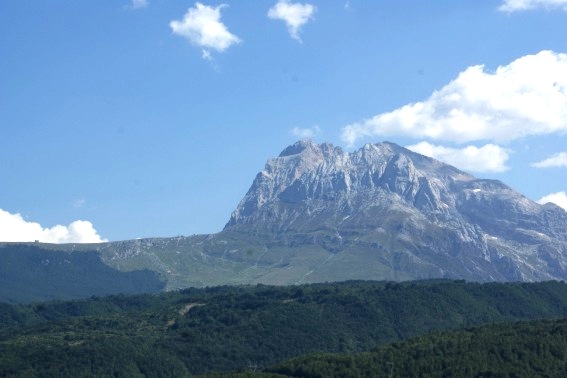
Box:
129, 0, 148, 9
202, 49, 213, 60
407, 142, 510, 173
531, 152, 567, 168
499, 0, 567, 12
268, 0, 316, 42
0, 209, 107, 244
341, 50, 567, 147
537, 191, 567, 210
170, 3, 241, 59
292, 125, 320, 139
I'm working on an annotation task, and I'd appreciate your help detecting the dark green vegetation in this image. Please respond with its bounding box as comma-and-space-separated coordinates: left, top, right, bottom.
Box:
266, 319, 567, 377
0, 245, 165, 303
3, 280, 567, 376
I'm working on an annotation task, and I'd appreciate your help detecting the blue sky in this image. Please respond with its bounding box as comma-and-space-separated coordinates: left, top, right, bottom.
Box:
1, 0, 567, 242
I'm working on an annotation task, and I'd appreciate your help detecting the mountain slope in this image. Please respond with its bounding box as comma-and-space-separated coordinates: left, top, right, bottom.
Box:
0, 244, 165, 303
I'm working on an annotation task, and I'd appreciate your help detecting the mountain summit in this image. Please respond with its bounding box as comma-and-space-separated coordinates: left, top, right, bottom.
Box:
227, 140, 470, 231
225, 140, 567, 281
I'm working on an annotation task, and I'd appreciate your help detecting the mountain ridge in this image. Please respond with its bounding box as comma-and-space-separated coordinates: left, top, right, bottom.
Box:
2, 140, 567, 303
223, 140, 567, 282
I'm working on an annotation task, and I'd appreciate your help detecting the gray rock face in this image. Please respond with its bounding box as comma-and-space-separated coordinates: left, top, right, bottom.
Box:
225, 140, 567, 282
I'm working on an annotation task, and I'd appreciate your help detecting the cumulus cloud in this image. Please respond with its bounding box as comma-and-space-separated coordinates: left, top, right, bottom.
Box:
407, 142, 510, 173
0, 209, 107, 244
499, 0, 567, 12
341, 50, 567, 147
292, 125, 320, 139
531, 152, 567, 168
170, 3, 241, 59
537, 191, 567, 210
268, 0, 316, 42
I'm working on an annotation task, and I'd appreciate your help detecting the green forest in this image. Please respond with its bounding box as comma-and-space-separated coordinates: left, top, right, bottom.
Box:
266, 319, 567, 377
2, 280, 567, 376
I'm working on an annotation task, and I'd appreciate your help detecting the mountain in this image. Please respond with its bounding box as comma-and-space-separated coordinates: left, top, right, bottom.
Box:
223, 140, 567, 282
2, 141, 567, 303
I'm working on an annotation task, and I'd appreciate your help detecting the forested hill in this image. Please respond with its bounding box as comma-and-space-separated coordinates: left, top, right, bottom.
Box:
3, 280, 567, 376
265, 318, 567, 377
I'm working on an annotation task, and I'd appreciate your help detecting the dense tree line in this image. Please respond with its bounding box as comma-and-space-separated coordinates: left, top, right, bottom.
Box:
267, 319, 567, 377
3, 280, 567, 376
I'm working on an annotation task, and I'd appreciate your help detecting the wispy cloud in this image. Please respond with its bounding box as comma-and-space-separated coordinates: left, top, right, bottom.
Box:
531, 152, 567, 168
499, 0, 567, 12
341, 51, 567, 147
0, 209, 107, 243
73, 198, 86, 209
170, 2, 241, 59
407, 142, 510, 173
292, 126, 320, 139
268, 0, 316, 42
126, 0, 148, 10
537, 191, 567, 210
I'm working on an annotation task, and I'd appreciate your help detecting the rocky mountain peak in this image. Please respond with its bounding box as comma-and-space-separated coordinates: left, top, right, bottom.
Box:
278, 140, 337, 157
226, 141, 466, 230
223, 140, 567, 282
